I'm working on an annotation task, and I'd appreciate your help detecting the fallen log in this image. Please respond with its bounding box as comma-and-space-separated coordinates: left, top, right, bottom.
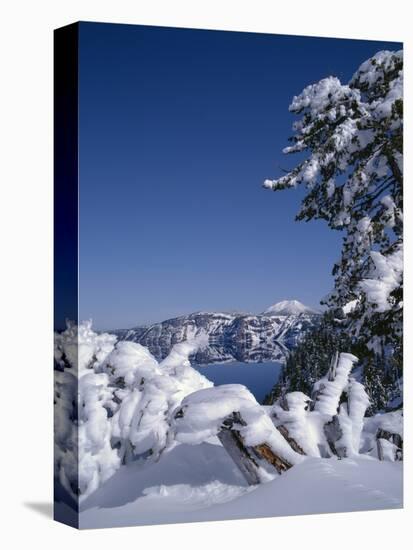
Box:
217, 412, 292, 485
276, 424, 306, 456
172, 385, 301, 485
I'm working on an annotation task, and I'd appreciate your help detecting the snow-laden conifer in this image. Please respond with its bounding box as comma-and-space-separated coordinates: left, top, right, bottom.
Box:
264, 50, 403, 363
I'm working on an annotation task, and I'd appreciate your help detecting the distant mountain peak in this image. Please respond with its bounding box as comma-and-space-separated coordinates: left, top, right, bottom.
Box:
115, 304, 320, 363
263, 299, 319, 316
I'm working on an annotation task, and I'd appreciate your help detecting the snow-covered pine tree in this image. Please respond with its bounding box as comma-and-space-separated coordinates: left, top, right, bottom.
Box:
263, 50, 403, 403
263, 311, 351, 405
363, 356, 391, 413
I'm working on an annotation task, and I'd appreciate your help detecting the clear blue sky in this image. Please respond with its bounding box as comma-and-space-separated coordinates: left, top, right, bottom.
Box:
78, 22, 401, 329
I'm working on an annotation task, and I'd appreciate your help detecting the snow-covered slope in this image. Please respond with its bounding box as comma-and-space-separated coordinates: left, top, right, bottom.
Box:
114, 305, 320, 363
80, 441, 402, 528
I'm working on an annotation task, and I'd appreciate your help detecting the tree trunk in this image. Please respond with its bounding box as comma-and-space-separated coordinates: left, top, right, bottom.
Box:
217, 412, 292, 485
276, 425, 306, 456
376, 428, 403, 461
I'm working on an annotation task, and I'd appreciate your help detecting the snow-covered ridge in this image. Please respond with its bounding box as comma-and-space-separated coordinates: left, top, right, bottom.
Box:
113, 302, 321, 363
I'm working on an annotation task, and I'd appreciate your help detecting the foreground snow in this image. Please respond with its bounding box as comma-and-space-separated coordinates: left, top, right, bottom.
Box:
55, 322, 403, 528
80, 440, 402, 528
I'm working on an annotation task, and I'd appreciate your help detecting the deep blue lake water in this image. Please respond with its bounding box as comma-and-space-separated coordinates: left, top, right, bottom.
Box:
193, 361, 283, 403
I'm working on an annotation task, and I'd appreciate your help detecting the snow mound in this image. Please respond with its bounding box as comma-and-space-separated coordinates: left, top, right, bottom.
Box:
263, 299, 319, 316
54, 322, 212, 501
172, 384, 304, 468
80, 450, 402, 528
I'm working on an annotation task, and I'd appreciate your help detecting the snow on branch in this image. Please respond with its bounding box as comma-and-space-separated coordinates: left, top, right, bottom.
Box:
271, 352, 370, 459
359, 243, 403, 313
262, 50, 403, 363
312, 353, 358, 416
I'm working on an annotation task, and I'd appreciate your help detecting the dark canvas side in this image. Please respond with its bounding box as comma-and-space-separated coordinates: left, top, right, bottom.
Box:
54, 22, 79, 529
